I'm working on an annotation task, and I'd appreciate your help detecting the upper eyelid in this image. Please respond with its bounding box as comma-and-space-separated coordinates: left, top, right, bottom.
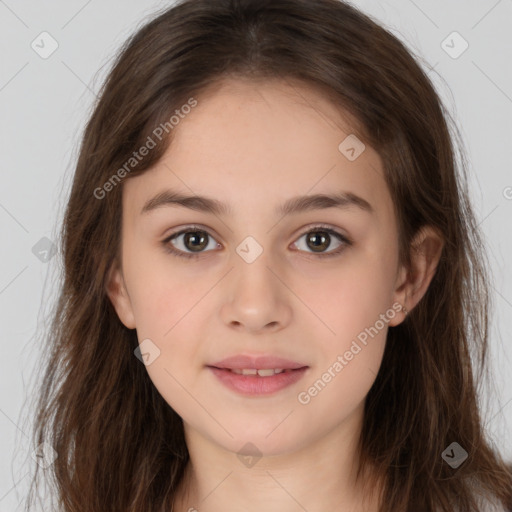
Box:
164, 224, 220, 244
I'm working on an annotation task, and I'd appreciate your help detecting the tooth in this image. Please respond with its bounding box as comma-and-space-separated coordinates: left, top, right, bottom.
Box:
257, 369, 276, 377
229, 368, 287, 376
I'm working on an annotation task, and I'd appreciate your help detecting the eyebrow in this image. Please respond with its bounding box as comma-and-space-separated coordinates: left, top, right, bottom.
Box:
140, 188, 374, 217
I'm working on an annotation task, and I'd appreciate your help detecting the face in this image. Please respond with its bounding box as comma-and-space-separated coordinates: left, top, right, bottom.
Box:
107, 78, 408, 457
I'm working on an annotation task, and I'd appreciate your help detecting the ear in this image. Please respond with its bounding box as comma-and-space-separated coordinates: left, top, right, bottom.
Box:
388, 225, 444, 327
105, 262, 136, 329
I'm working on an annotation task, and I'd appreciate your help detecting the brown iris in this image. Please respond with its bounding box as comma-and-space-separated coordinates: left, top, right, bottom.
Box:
184, 230, 209, 252
306, 230, 331, 252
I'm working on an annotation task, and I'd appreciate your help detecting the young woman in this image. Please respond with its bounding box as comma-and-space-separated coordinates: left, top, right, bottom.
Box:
25, 0, 512, 511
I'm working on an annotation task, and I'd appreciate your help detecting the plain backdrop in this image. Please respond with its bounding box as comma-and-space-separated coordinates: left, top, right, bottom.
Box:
0, 0, 511, 509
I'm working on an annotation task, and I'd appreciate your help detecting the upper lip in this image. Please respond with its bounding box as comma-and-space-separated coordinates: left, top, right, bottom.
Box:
208, 354, 308, 370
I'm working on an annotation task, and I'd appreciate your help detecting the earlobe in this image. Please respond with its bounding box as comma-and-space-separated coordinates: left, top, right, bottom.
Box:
389, 225, 444, 326
105, 263, 136, 329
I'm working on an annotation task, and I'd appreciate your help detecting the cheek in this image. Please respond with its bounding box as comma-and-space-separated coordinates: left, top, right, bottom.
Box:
127, 260, 205, 416
296, 278, 390, 419
126, 251, 210, 366
125, 244, 197, 334
299, 250, 396, 337
295, 243, 396, 392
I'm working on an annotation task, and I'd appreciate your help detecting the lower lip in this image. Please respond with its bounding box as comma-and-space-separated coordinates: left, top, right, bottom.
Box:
208, 367, 308, 396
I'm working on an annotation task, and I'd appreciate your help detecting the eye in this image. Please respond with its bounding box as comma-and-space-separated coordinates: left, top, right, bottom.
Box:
162, 225, 220, 259
291, 225, 351, 258
161, 224, 352, 259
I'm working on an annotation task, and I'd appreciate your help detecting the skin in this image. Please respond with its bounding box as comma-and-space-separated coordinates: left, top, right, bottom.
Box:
107, 78, 443, 512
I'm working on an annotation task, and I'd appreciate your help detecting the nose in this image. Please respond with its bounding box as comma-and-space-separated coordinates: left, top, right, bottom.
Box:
219, 255, 293, 334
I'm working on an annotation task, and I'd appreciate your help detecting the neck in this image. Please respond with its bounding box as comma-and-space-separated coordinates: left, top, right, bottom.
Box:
172, 405, 382, 512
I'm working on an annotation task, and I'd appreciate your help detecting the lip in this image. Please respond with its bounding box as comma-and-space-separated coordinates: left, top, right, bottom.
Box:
209, 354, 307, 370
207, 354, 309, 396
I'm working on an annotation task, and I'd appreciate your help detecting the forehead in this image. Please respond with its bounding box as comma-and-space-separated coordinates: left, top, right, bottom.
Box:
123, 78, 392, 225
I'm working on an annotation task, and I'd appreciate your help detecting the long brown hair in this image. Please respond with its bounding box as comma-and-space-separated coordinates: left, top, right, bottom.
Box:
23, 0, 512, 510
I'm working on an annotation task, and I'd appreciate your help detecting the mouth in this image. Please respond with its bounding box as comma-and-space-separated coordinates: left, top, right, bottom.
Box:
207, 365, 309, 395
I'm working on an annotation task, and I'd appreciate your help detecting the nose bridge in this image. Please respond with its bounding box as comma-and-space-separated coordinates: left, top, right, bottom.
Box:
220, 235, 292, 331
232, 236, 281, 301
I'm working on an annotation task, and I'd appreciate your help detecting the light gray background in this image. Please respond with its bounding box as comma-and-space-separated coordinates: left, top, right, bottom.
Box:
1, 0, 511, 509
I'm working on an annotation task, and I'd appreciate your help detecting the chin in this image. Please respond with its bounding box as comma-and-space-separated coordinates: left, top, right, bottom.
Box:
216, 420, 310, 458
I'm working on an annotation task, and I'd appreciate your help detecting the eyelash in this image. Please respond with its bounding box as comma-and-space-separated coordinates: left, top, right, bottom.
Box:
161, 223, 352, 260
